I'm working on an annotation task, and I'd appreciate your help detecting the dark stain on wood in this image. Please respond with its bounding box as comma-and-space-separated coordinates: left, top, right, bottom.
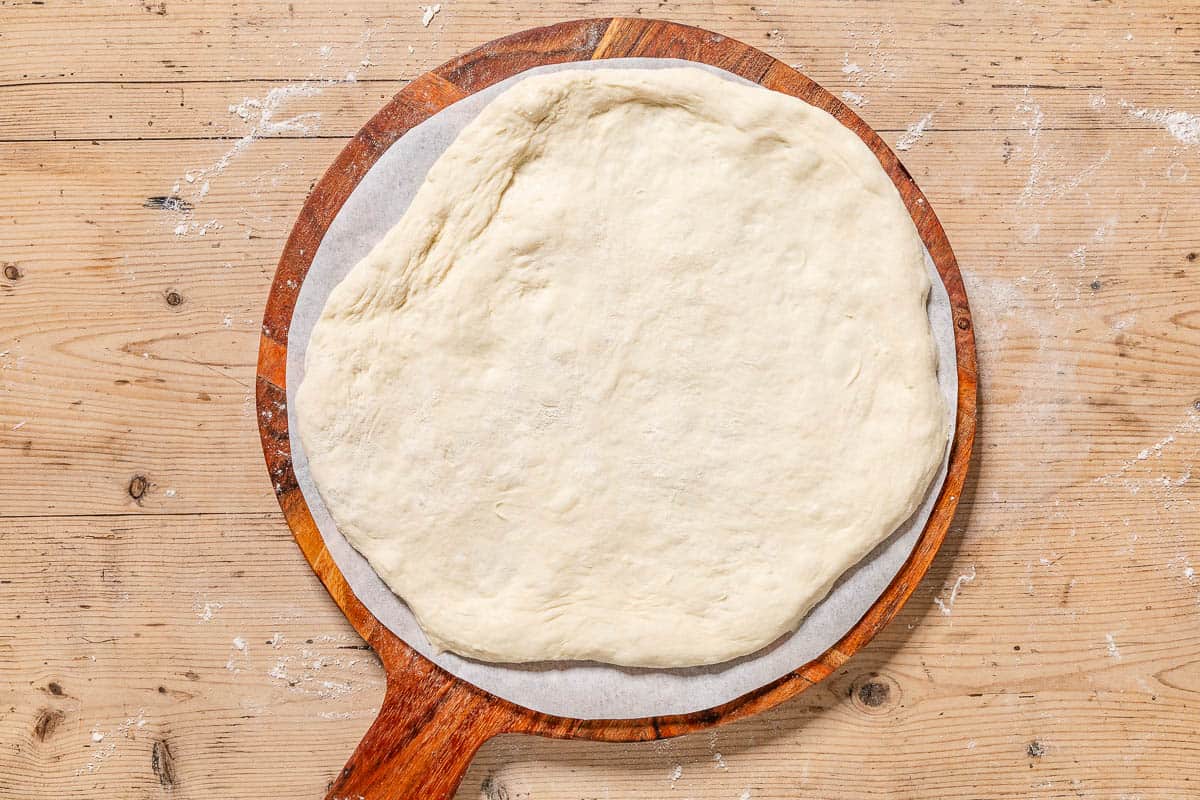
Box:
1187, 252, 1197, 262
152, 739, 178, 788
46, 681, 64, 696
33, 708, 64, 742
143, 195, 193, 213
128, 474, 150, 502
1059, 579, 1074, 606
857, 680, 891, 707
481, 775, 510, 800
1027, 740, 1046, 758
164, 289, 184, 307
3, 263, 22, 281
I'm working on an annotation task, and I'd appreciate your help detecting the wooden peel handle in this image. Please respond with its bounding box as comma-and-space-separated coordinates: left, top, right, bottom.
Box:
324, 661, 513, 800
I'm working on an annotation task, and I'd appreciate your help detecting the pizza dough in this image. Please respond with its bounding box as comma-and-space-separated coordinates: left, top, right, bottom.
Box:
295, 67, 948, 668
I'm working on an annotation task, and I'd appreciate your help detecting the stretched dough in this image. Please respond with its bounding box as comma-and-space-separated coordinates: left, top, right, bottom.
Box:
296, 68, 948, 667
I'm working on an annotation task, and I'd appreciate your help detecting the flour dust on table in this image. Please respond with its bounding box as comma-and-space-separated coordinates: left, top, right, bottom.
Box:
296, 68, 948, 668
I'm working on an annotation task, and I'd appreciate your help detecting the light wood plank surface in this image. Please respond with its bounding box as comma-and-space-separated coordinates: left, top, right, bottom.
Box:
2, 2, 1199, 798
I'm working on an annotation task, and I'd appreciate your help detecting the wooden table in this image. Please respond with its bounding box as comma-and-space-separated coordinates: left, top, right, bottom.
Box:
3, 2, 1197, 797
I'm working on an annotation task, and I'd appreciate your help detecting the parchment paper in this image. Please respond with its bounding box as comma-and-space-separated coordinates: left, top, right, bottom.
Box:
286, 58, 958, 720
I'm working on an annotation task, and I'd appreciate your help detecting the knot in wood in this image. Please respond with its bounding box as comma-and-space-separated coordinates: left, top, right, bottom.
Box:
850, 672, 899, 714
858, 680, 890, 707
152, 739, 177, 788
128, 474, 150, 501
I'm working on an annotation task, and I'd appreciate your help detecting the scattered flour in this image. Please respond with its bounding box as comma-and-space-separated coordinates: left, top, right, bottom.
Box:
841, 24, 900, 88
228, 85, 323, 145
1173, 555, 1197, 584
934, 564, 976, 615
226, 636, 251, 673
895, 112, 933, 151
76, 710, 146, 775
420, 3, 441, 27
264, 640, 381, 700
669, 764, 683, 786
0, 349, 27, 372
1017, 89, 1111, 206
713, 752, 728, 770
174, 219, 224, 237
1095, 408, 1199, 494
317, 708, 379, 720
1093, 217, 1118, 242
161, 80, 348, 237
194, 598, 223, 623
1141, 436, 1173, 462
1105, 633, 1121, 659
1120, 102, 1200, 146
741, 791, 753, 800
268, 656, 290, 681
841, 90, 867, 108
11, 420, 26, 431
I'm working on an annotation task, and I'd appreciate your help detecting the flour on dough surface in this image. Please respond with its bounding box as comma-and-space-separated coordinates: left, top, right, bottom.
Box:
296, 67, 948, 667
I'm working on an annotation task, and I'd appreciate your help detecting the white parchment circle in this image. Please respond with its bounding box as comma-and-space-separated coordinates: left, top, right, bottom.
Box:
285, 58, 957, 720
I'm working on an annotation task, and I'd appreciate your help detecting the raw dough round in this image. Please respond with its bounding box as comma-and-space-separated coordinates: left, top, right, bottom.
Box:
296, 68, 948, 667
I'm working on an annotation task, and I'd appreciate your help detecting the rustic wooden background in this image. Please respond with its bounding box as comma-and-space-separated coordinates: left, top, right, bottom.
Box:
3, 2, 1198, 798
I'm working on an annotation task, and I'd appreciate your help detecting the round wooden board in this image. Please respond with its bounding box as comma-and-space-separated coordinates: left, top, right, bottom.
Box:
256, 17, 978, 800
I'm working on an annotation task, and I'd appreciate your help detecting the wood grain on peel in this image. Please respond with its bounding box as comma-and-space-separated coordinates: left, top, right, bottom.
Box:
2, 1, 1200, 799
